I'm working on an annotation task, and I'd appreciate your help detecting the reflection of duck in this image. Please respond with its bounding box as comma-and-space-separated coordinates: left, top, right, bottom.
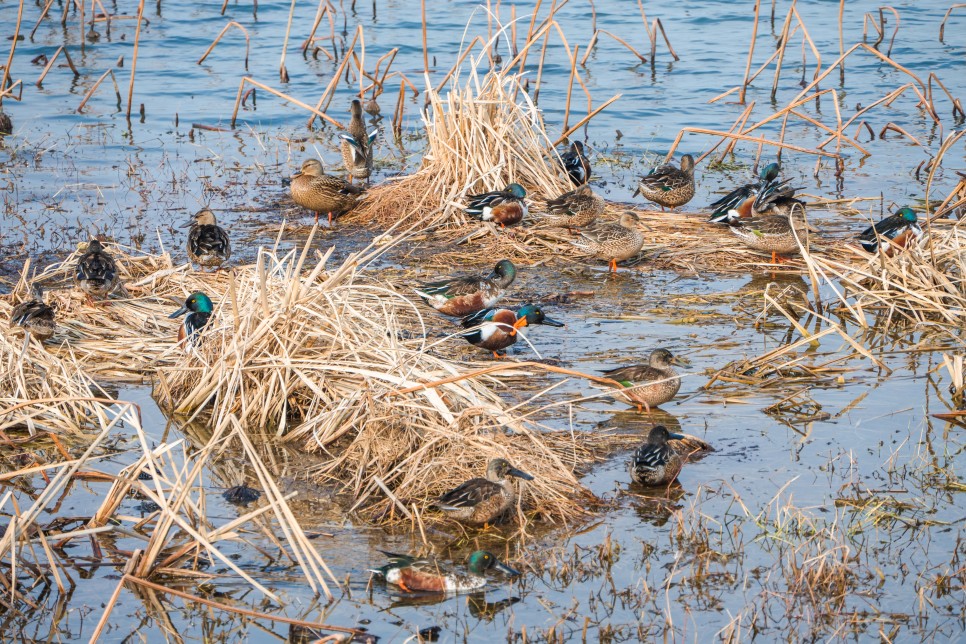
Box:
370, 550, 519, 592
436, 458, 534, 525
634, 154, 695, 211
468, 593, 521, 619
598, 411, 714, 462
600, 348, 687, 413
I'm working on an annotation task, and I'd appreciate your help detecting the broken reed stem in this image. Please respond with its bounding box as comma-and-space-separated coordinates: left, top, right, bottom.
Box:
125, 0, 145, 119
421, 0, 429, 75
76, 67, 115, 112
939, 4, 966, 42
553, 93, 620, 146
278, 0, 297, 82
562, 44, 578, 133
232, 76, 344, 129
668, 126, 840, 160
198, 21, 251, 71
36, 46, 79, 87
307, 25, 360, 127
0, 0, 25, 107
739, 0, 760, 104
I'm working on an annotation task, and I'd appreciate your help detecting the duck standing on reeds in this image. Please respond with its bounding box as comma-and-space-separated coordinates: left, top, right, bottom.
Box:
727, 201, 814, 264
465, 183, 528, 227
9, 286, 56, 342
340, 98, 378, 183
560, 141, 591, 185
184, 208, 231, 271
542, 184, 605, 231
600, 348, 687, 413
436, 457, 535, 525
415, 259, 516, 317
170, 292, 214, 347
629, 425, 686, 486
74, 238, 120, 303
633, 154, 695, 211
857, 206, 922, 253
290, 159, 365, 225
460, 303, 564, 358
708, 162, 781, 222
571, 212, 644, 272
370, 550, 520, 592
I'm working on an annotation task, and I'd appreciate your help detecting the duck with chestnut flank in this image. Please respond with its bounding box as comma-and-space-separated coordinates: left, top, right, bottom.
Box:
857, 206, 921, 253
708, 162, 781, 222
460, 303, 564, 358
170, 292, 214, 347
465, 183, 528, 227
416, 259, 516, 317
436, 458, 535, 525
370, 550, 520, 593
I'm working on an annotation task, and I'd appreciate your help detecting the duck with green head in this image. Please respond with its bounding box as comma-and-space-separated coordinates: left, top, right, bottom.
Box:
466, 183, 528, 227
436, 458, 535, 525
460, 303, 564, 358
708, 162, 781, 222
634, 154, 695, 211
416, 259, 516, 317
857, 206, 921, 253
601, 348, 688, 413
170, 292, 214, 347
629, 425, 686, 487
370, 550, 520, 593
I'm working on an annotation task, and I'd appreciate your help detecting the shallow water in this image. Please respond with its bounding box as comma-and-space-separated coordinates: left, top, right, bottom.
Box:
1, 0, 965, 641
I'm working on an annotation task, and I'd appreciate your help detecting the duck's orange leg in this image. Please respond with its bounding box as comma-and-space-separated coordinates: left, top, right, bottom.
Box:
609, 258, 618, 272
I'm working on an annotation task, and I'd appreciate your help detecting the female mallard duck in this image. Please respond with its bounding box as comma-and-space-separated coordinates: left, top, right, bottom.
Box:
634, 154, 695, 211
601, 348, 688, 413
436, 458, 534, 525
184, 208, 231, 271
465, 183, 528, 227
629, 425, 686, 487
460, 303, 564, 358
708, 162, 781, 222
857, 206, 921, 253
542, 184, 604, 230
727, 201, 815, 264
340, 99, 378, 182
416, 259, 516, 317
290, 159, 365, 225
9, 286, 56, 342
370, 550, 520, 593
572, 212, 644, 272
560, 141, 591, 185
75, 238, 120, 302
170, 292, 214, 347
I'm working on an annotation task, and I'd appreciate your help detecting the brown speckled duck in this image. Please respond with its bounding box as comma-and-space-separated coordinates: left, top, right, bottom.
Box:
629, 425, 685, 487
572, 212, 644, 272
74, 239, 120, 302
542, 184, 604, 230
601, 348, 687, 413
290, 159, 365, 225
436, 458, 534, 526
340, 99, 378, 183
9, 286, 56, 342
727, 201, 814, 264
634, 154, 695, 211
184, 208, 231, 271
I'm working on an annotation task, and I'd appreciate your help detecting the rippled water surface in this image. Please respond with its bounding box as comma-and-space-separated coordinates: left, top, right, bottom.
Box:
1, 0, 964, 641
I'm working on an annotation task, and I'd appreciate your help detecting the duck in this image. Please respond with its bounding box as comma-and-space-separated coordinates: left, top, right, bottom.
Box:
727, 201, 815, 264
629, 425, 686, 487
74, 238, 120, 303
542, 184, 604, 230
169, 292, 214, 347
560, 141, 591, 185
708, 162, 781, 222
370, 550, 520, 593
600, 348, 688, 413
465, 183, 528, 227
751, 177, 807, 217
633, 154, 695, 211
9, 286, 56, 342
290, 159, 365, 225
436, 458, 535, 525
340, 98, 378, 183
460, 303, 564, 358
184, 208, 231, 271
571, 212, 644, 272
857, 206, 921, 253
415, 259, 516, 317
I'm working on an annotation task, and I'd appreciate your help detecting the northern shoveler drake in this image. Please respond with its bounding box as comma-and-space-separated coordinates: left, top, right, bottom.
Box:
857, 206, 921, 253
416, 259, 516, 317
560, 141, 591, 186
370, 550, 520, 593
633, 154, 695, 211
340, 99, 378, 183
436, 458, 534, 525
9, 286, 56, 342
601, 348, 688, 413
629, 425, 686, 487
727, 202, 815, 264
465, 183, 528, 227
169, 292, 214, 347
708, 162, 781, 222
751, 178, 806, 217
542, 184, 605, 230
75, 238, 120, 303
572, 212, 644, 272
184, 208, 231, 271
460, 303, 564, 358
290, 159, 365, 225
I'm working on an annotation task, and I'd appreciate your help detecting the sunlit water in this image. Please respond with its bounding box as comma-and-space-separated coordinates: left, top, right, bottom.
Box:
1, 0, 964, 641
